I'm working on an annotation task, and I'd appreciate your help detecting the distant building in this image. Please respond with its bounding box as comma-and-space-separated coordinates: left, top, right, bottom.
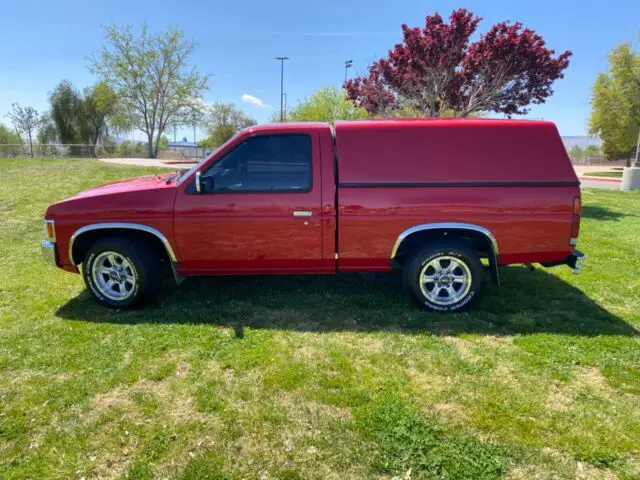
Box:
167, 137, 198, 157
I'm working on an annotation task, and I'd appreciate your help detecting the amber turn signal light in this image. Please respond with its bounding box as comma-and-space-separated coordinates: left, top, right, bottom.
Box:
44, 220, 55, 240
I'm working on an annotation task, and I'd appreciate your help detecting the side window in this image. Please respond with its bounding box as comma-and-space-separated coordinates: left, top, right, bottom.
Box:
201, 134, 312, 193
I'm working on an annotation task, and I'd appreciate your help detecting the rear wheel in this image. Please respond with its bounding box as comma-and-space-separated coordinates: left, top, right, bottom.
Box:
83, 237, 161, 308
403, 242, 484, 312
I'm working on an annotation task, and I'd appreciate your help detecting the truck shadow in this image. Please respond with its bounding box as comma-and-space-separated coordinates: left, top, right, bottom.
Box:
56, 266, 638, 337
581, 205, 633, 221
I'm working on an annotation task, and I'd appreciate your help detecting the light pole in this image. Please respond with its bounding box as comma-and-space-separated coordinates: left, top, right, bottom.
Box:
344, 60, 353, 84
275, 56, 289, 122
283, 93, 287, 122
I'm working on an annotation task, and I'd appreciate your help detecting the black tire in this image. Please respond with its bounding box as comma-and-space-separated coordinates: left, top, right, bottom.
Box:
403, 241, 485, 312
82, 236, 162, 309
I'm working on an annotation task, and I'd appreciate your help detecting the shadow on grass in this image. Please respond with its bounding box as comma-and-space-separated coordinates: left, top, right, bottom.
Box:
581, 205, 631, 221
56, 266, 638, 337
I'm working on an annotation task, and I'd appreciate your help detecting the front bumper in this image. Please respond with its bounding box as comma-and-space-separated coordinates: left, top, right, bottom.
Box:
41, 241, 59, 267
541, 250, 585, 274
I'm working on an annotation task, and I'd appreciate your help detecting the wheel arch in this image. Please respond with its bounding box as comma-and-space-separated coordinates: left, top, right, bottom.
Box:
390, 222, 500, 285
68, 224, 179, 283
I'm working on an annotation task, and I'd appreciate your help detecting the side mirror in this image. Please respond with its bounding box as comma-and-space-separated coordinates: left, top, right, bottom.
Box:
195, 171, 202, 193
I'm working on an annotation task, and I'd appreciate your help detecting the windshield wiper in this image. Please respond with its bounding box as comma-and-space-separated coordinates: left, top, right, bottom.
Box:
166, 169, 190, 184
165, 172, 181, 184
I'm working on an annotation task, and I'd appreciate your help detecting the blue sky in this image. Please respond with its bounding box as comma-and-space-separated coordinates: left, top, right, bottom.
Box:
1, 0, 638, 140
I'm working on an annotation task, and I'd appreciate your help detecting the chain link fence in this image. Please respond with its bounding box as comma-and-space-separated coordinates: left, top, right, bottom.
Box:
0, 144, 120, 158
0, 144, 211, 160
568, 155, 630, 167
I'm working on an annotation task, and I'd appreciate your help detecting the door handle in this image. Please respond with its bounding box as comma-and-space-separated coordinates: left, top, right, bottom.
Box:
292, 210, 312, 217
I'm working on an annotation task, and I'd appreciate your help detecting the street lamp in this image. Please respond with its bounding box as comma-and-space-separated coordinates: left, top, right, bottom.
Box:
344, 60, 353, 84
283, 93, 288, 122
275, 56, 289, 122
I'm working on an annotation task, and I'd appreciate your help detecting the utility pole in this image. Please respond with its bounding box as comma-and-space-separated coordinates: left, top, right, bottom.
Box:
344, 60, 353, 84
275, 57, 289, 122
283, 93, 287, 122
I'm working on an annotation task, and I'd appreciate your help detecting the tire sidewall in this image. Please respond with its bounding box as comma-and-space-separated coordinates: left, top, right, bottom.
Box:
406, 244, 484, 312
83, 239, 147, 308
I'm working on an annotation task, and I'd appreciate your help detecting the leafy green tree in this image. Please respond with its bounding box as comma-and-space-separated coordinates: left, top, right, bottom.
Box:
81, 81, 118, 156
37, 113, 58, 145
49, 80, 118, 156
204, 102, 256, 146
0, 122, 21, 144
5, 103, 40, 157
91, 24, 208, 158
569, 144, 584, 160
50, 80, 83, 144
583, 144, 602, 157
589, 41, 640, 165
287, 86, 368, 124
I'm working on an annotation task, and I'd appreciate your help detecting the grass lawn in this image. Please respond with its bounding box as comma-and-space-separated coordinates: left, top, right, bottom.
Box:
1, 158, 639, 479
583, 171, 624, 178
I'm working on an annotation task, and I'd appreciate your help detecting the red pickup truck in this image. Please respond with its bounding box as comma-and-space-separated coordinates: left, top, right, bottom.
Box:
41, 119, 584, 312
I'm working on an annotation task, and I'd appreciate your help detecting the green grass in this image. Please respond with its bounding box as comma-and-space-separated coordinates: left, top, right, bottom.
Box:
583, 171, 623, 178
1, 158, 639, 479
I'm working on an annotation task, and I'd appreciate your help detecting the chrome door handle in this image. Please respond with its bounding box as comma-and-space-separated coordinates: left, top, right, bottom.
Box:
292, 210, 312, 217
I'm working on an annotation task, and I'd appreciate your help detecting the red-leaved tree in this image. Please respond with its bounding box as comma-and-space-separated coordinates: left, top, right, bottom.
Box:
345, 9, 572, 118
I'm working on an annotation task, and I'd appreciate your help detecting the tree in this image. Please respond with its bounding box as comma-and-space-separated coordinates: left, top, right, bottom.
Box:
589, 41, 640, 166
6, 103, 40, 157
204, 102, 256, 146
287, 86, 368, 124
49, 80, 118, 156
345, 8, 571, 118
0, 122, 21, 144
50, 80, 83, 144
583, 144, 602, 157
37, 113, 58, 145
81, 81, 118, 156
569, 144, 584, 160
91, 24, 208, 158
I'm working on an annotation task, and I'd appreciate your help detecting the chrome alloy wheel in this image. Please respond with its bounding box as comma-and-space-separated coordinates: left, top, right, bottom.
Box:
91, 251, 137, 301
419, 255, 472, 306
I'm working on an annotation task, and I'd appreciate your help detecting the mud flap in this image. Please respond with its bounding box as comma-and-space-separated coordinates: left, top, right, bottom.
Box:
489, 248, 501, 286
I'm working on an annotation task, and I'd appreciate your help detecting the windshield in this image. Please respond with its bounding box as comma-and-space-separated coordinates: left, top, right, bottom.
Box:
176, 129, 246, 185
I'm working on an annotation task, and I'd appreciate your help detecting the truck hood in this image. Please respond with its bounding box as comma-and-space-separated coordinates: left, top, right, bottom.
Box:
71, 173, 174, 199
45, 172, 178, 220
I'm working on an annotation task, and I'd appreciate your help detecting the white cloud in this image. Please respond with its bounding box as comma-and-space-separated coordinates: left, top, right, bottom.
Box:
242, 94, 269, 109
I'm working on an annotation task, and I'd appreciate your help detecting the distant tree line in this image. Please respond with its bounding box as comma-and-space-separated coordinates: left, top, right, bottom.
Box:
2, 24, 210, 159
569, 144, 602, 160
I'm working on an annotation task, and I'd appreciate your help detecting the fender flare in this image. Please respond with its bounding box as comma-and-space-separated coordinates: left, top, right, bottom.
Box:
68, 223, 182, 283
390, 222, 500, 285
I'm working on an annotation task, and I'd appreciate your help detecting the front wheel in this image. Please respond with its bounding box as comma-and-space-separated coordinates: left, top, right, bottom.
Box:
83, 237, 161, 309
403, 242, 485, 312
